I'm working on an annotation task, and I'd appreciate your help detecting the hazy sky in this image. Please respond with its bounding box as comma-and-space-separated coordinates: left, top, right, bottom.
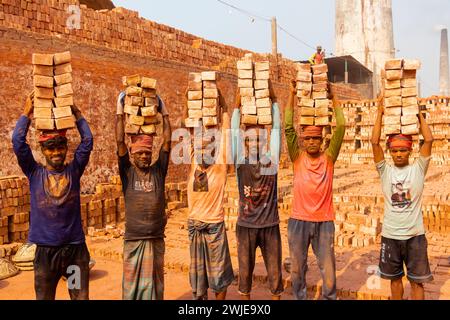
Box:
112, 0, 449, 96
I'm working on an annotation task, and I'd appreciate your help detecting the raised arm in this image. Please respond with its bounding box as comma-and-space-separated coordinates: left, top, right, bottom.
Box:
71, 104, 94, 173
12, 92, 38, 177
159, 96, 172, 152
371, 89, 385, 163
284, 80, 301, 162
231, 88, 242, 165
325, 87, 345, 163
115, 91, 127, 157
418, 111, 433, 157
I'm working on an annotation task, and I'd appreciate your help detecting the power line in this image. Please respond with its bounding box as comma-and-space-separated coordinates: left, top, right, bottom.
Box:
216, 0, 270, 22
277, 24, 316, 51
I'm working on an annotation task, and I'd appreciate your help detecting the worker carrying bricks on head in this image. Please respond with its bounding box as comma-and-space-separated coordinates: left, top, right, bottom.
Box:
12, 92, 94, 300
181, 88, 234, 300
284, 80, 345, 300
116, 91, 171, 300
308, 45, 325, 65
371, 86, 434, 300
231, 84, 283, 300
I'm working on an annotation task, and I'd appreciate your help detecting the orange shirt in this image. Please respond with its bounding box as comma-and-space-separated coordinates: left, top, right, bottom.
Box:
291, 151, 335, 222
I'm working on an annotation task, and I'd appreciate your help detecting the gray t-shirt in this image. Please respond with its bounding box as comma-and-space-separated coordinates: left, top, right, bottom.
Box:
376, 156, 431, 240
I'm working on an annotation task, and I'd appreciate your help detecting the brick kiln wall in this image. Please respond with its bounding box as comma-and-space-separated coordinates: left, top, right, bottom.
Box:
0, 0, 361, 190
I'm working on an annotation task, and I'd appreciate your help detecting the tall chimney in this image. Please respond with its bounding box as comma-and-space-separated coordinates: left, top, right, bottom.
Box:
440, 28, 449, 96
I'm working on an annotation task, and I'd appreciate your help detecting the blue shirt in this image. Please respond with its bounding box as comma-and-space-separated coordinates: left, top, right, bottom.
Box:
12, 115, 93, 246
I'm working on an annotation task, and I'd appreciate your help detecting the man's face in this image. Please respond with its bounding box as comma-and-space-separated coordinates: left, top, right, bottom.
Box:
244, 128, 267, 159
41, 144, 68, 170
303, 136, 322, 155
132, 151, 152, 169
390, 147, 411, 167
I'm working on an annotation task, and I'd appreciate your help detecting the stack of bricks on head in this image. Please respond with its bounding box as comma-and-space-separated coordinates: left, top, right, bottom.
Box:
32, 51, 76, 131
297, 62, 332, 126
185, 71, 219, 128
122, 75, 160, 135
237, 53, 272, 126
383, 58, 421, 135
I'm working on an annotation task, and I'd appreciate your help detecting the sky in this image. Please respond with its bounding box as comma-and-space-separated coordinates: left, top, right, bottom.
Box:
111, 0, 450, 97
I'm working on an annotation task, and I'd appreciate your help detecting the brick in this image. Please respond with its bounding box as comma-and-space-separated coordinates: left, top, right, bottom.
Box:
122, 74, 141, 87
238, 69, 253, 79
385, 79, 401, 89
401, 124, 419, 135
256, 98, 271, 108
402, 97, 417, 107
255, 89, 270, 99
384, 115, 401, 125
145, 97, 158, 106
54, 73, 72, 86
241, 114, 258, 125
125, 96, 144, 106
384, 88, 401, 98
53, 51, 71, 65
312, 63, 328, 74
401, 105, 419, 115
401, 115, 418, 126
141, 77, 157, 89
202, 81, 217, 89
255, 71, 269, 80
315, 106, 330, 117
402, 69, 416, 79
202, 106, 217, 117
33, 107, 52, 119
203, 116, 217, 127
125, 123, 140, 134
55, 116, 76, 129
258, 115, 272, 125
384, 124, 401, 135
384, 106, 402, 116
254, 80, 269, 90
242, 96, 256, 106
203, 99, 218, 108
240, 88, 254, 97
385, 59, 403, 70
140, 124, 156, 135
315, 99, 330, 108
315, 116, 330, 126
403, 59, 421, 70
237, 60, 252, 70
386, 69, 402, 80
238, 79, 253, 88
257, 107, 271, 116
384, 96, 402, 107
185, 118, 201, 128
188, 109, 203, 118
124, 105, 139, 115
188, 82, 202, 91
255, 61, 270, 71
312, 91, 327, 100
401, 78, 416, 88
241, 105, 256, 115
297, 72, 312, 82
188, 72, 202, 83
34, 87, 54, 99
300, 107, 315, 116
313, 82, 327, 92
300, 116, 314, 126
297, 63, 311, 72
32, 53, 54, 66
35, 98, 53, 109
142, 89, 157, 98
188, 91, 202, 100
188, 100, 202, 110
54, 63, 72, 75
125, 86, 142, 97
141, 106, 158, 117
54, 83, 73, 97
299, 98, 314, 108
203, 88, 218, 99
33, 64, 53, 76
52, 106, 72, 119
54, 96, 73, 107
35, 118, 55, 130
401, 87, 417, 97
201, 71, 217, 81
297, 81, 312, 91
128, 115, 145, 126
313, 73, 328, 83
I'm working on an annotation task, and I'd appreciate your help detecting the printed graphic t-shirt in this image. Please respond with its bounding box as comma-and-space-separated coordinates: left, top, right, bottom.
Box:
376, 156, 431, 240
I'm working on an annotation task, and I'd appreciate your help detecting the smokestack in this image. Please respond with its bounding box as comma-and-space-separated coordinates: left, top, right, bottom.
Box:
440, 28, 449, 96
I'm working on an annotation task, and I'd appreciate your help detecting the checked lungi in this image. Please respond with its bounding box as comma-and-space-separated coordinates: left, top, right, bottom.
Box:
188, 220, 234, 300
122, 239, 165, 300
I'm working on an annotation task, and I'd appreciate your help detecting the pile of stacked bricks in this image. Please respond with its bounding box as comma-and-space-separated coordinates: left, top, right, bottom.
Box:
0, 176, 30, 245
297, 62, 331, 126
237, 54, 272, 125
185, 71, 220, 128
122, 75, 160, 135
32, 51, 76, 130
334, 210, 382, 248
165, 182, 188, 212
383, 58, 421, 135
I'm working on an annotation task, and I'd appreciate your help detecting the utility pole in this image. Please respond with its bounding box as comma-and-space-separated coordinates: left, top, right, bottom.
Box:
271, 17, 278, 56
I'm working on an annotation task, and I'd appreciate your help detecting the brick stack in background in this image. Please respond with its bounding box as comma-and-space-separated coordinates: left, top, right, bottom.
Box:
32, 51, 76, 131
296, 62, 331, 126
383, 58, 421, 135
185, 71, 220, 128
0, 176, 30, 245
122, 75, 160, 135
237, 54, 272, 126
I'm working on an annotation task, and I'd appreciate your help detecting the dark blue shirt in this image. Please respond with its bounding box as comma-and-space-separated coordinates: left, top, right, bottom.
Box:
12, 115, 93, 246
